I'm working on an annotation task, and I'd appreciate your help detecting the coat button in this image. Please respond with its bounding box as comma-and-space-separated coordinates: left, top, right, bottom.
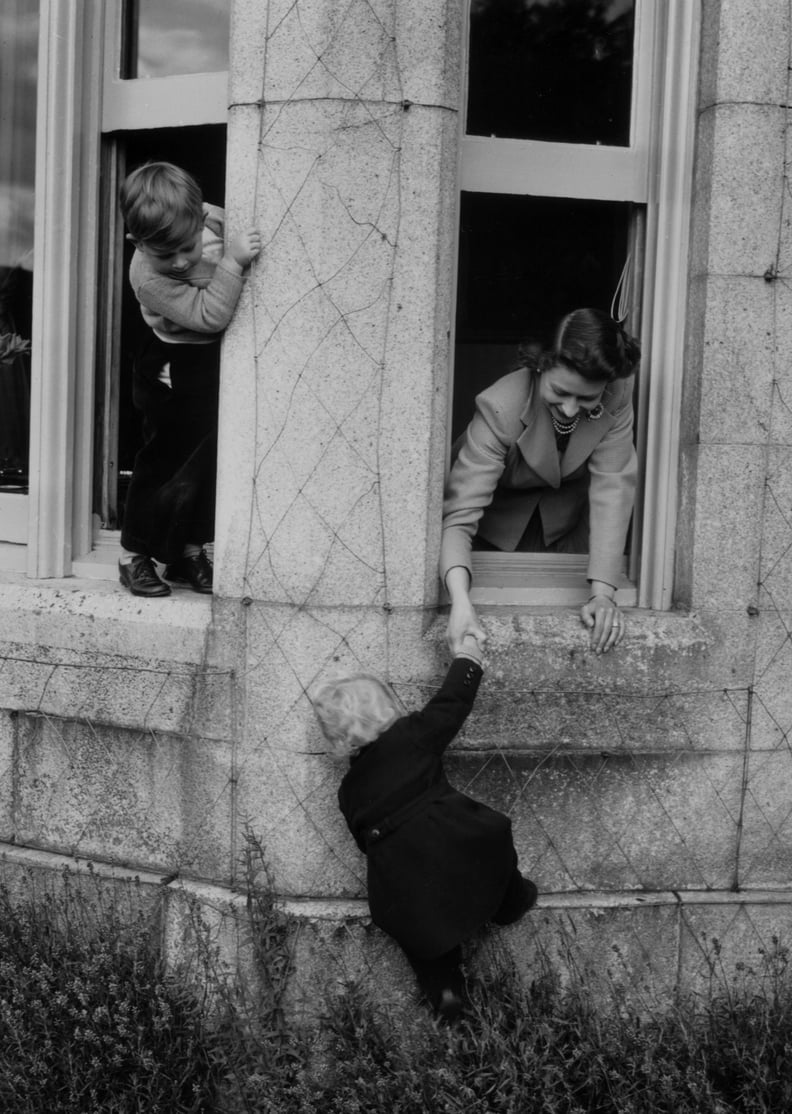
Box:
371, 827, 381, 838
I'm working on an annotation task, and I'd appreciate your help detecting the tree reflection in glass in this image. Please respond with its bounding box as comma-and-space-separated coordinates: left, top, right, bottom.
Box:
467, 0, 635, 146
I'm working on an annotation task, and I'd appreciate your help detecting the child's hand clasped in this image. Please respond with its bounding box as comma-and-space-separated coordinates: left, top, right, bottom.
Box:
229, 227, 262, 268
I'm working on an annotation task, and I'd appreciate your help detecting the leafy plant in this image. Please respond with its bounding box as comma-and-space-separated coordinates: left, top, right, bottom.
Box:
2, 850, 792, 1114
0, 331, 30, 363
0, 868, 215, 1113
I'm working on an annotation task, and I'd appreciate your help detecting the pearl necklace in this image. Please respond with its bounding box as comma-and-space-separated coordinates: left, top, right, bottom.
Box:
551, 412, 581, 437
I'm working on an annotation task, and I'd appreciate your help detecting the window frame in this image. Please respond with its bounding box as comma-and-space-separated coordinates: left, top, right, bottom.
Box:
0, 0, 230, 578
453, 0, 701, 611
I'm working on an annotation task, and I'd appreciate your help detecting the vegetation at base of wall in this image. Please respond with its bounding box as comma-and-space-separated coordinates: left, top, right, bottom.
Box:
0, 865, 214, 1114
2, 847, 791, 1114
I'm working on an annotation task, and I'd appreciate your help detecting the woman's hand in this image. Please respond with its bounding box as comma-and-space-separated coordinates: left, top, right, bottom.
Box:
581, 592, 625, 654
444, 567, 487, 657
447, 601, 487, 657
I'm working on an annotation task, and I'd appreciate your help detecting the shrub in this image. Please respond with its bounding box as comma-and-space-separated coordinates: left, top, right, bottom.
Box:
2, 852, 792, 1114
0, 869, 215, 1114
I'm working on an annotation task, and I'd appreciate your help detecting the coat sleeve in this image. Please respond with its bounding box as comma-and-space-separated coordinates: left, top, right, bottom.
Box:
439, 373, 528, 586
586, 381, 638, 587
406, 656, 483, 755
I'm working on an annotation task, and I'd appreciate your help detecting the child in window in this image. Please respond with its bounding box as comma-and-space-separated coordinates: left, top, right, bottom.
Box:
118, 161, 260, 596
311, 636, 537, 1022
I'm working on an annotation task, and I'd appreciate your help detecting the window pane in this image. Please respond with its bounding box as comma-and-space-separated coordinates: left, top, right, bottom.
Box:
123, 0, 230, 79
453, 192, 631, 439
0, 0, 38, 494
467, 0, 635, 146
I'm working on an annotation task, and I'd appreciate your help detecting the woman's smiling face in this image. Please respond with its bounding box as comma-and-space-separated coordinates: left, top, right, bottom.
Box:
538, 365, 608, 421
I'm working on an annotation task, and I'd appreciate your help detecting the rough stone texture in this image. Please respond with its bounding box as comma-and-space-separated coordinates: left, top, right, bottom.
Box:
2, 0, 792, 1019
695, 277, 776, 447
752, 607, 792, 750
698, 0, 790, 109
454, 749, 745, 893
683, 444, 767, 611
13, 716, 234, 880
698, 104, 786, 278
218, 0, 459, 610
0, 712, 13, 840
738, 745, 792, 889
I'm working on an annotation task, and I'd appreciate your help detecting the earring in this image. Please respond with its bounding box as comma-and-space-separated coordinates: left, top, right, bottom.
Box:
586, 404, 604, 421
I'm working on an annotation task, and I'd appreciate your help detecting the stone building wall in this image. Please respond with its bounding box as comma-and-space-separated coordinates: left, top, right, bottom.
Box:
2, 0, 791, 1007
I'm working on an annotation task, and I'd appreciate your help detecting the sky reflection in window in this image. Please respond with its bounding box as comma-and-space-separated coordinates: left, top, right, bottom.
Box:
128, 0, 230, 78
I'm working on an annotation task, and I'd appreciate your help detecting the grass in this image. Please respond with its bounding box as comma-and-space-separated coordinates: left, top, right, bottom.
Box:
0, 865, 214, 1113
1, 847, 791, 1113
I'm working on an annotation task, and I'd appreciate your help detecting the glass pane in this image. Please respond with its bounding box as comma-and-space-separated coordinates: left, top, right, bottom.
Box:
124, 0, 230, 79
0, 0, 38, 494
453, 192, 631, 439
467, 0, 635, 146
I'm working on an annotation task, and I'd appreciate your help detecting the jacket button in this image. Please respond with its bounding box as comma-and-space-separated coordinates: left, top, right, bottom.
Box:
371, 827, 381, 838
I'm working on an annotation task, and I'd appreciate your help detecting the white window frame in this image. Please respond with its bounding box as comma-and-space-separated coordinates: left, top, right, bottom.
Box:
0, 0, 229, 578
2, 0, 103, 577
455, 0, 700, 611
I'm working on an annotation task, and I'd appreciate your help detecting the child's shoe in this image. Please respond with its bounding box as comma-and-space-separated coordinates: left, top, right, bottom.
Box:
164, 551, 213, 594
119, 556, 171, 597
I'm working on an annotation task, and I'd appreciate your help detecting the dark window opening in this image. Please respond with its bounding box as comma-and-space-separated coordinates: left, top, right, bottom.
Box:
467, 0, 635, 146
453, 192, 633, 442
94, 125, 226, 529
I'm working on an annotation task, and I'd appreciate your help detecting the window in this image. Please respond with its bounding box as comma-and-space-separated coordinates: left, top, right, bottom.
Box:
0, 0, 230, 578
85, 0, 230, 575
0, 0, 38, 558
452, 1, 700, 610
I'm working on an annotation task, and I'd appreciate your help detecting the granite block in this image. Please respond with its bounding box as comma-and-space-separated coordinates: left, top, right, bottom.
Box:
14, 716, 234, 880
446, 749, 744, 893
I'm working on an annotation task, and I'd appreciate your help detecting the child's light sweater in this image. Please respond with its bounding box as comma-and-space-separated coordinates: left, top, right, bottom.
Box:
128, 203, 246, 345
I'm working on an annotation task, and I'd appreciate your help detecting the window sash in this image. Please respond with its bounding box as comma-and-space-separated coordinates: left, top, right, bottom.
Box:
102, 1, 228, 132
457, 0, 700, 612
459, 137, 650, 203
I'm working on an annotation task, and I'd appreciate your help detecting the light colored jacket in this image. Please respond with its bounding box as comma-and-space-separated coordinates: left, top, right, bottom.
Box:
440, 367, 637, 589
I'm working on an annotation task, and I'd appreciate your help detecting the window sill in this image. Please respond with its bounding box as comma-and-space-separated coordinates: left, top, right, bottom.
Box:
469, 553, 636, 607
0, 571, 217, 735
0, 571, 212, 661
71, 527, 125, 581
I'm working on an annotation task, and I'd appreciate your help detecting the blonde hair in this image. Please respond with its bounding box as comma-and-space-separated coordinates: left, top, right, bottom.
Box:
312, 674, 402, 758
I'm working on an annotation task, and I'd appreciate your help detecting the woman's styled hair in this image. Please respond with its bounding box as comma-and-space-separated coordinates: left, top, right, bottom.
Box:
120, 161, 204, 251
520, 307, 640, 384
311, 674, 402, 758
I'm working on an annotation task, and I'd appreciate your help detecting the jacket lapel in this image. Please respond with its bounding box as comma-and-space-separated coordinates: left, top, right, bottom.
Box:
514, 376, 625, 482
515, 378, 560, 488
561, 408, 616, 476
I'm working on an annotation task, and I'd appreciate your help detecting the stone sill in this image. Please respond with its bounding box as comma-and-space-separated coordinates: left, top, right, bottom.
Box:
0, 573, 212, 665
3, 843, 790, 919
0, 575, 218, 735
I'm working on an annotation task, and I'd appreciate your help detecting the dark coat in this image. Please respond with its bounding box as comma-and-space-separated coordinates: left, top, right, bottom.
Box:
337, 657, 517, 959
